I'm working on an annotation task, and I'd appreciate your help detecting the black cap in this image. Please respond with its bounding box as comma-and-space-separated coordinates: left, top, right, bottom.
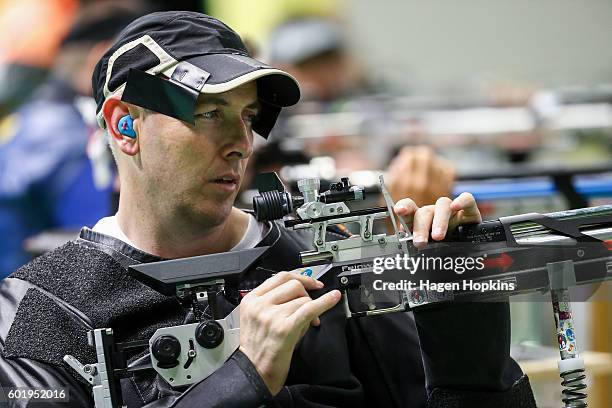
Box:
92, 11, 300, 137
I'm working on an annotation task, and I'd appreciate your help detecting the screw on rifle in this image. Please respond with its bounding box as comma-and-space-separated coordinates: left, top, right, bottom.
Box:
83, 365, 96, 375
577, 249, 585, 258
331, 244, 339, 251
316, 239, 324, 246
364, 232, 371, 238
340, 276, 349, 285
378, 237, 386, 244
337, 207, 344, 213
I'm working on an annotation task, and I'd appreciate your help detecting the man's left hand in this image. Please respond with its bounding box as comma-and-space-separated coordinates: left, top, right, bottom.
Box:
393, 192, 482, 248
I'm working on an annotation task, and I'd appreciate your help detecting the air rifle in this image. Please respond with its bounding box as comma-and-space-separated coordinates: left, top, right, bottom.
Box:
65, 172, 611, 408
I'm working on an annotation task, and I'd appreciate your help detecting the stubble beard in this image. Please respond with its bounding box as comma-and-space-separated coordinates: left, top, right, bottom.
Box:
177, 194, 235, 232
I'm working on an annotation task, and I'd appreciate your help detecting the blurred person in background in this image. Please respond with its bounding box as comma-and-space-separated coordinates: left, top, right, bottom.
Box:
245, 16, 455, 207
0, 1, 145, 279
265, 17, 364, 103
386, 145, 455, 207
0, 0, 79, 118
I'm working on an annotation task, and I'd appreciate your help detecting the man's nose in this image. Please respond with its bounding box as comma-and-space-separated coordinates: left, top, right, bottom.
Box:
221, 117, 253, 160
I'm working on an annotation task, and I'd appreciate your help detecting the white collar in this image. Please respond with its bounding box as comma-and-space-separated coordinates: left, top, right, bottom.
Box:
92, 213, 267, 253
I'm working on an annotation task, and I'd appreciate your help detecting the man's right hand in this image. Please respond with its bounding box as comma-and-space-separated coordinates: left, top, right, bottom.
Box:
238, 272, 341, 395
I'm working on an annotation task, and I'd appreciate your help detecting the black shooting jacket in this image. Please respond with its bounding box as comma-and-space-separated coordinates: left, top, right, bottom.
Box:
0, 220, 536, 407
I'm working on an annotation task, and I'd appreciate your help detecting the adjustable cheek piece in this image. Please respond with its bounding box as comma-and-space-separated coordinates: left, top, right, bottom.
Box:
117, 115, 137, 139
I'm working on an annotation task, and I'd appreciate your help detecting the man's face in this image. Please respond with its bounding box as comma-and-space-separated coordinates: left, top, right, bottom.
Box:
134, 81, 259, 228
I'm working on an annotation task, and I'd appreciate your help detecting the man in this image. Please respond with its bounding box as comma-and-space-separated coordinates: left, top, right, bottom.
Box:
0, 11, 536, 407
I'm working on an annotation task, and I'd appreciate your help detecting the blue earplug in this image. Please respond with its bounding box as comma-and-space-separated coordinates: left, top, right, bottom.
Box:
117, 115, 137, 138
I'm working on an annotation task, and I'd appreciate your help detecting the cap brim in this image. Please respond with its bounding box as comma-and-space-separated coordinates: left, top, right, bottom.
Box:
185, 53, 301, 107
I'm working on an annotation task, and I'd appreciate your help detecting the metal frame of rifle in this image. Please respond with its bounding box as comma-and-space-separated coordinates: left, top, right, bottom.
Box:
286, 175, 412, 266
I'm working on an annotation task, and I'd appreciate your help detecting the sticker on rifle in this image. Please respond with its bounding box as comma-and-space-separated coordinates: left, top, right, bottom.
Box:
290, 264, 333, 280
557, 333, 567, 350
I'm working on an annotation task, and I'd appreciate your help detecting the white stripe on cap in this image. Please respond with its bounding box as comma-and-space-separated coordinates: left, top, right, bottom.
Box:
200, 68, 298, 95
104, 35, 179, 98
98, 35, 180, 128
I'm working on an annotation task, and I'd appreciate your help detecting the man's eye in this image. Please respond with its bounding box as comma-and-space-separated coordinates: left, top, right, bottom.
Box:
197, 111, 220, 120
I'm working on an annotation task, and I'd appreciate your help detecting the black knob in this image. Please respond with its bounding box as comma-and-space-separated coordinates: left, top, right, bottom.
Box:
195, 320, 224, 349
151, 335, 181, 369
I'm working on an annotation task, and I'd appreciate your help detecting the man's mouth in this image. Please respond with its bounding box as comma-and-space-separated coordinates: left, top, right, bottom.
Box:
211, 174, 240, 186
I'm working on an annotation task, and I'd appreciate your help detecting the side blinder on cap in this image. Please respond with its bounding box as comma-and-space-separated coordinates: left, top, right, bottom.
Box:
121, 62, 210, 124
252, 100, 281, 138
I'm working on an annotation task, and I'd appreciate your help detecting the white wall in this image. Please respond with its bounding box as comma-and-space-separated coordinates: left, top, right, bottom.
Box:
344, 0, 612, 91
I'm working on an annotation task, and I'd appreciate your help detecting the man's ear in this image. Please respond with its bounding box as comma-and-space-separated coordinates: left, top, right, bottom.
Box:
102, 95, 140, 156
